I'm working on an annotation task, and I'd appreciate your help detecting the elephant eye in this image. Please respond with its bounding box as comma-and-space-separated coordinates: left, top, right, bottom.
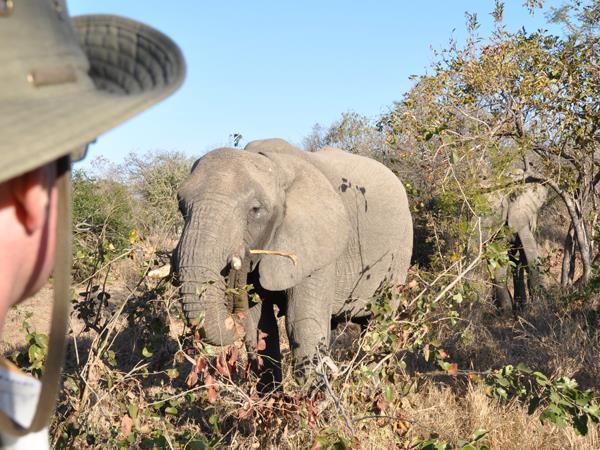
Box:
249, 205, 264, 219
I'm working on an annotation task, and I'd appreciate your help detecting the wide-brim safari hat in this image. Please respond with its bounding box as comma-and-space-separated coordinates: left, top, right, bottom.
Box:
0, 0, 186, 182
0, 0, 185, 437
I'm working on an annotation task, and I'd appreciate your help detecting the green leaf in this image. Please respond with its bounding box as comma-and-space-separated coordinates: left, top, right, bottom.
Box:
164, 406, 178, 415
471, 429, 489, 441
127, 404, 139, 421
28, 344, 45, 366
384, 385, 395, 402
495, 387, 508, 399
142, 347, 153, 358
33, 333, 48, 350
540, 405, 567, 427
496, 376, 509, 387
533, 371, 550, 386
549, 391, 562, 405
451, 150, 459, 164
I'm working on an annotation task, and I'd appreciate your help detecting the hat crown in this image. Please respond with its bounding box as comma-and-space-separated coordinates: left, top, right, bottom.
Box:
0, 0, 93, 100
0, 1, 185, 184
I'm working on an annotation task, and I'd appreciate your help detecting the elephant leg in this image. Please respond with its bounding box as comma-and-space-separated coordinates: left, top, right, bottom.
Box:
518, 227, 542, 300
285, 264, 335, 381
494, 265, 513, 312
561, 225, 576, 287
512, 244, 527, 311
244, 300, 282, 392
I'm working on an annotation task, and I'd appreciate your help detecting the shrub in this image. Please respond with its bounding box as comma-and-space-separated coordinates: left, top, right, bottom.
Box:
123, 150, 195, 241
72, 169, 135, 281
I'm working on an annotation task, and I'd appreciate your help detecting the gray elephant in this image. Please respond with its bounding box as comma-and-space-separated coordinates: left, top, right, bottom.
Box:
483, 183, 548, 311
173, 138, 413, 387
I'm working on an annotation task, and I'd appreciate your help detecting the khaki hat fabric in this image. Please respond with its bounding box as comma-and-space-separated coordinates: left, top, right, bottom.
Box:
0, 0, 186, 182
0, 0, 185, 437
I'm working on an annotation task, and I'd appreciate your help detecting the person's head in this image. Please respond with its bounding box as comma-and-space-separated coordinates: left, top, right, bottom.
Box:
0, 159, 65, 323
0, 0, 185, 436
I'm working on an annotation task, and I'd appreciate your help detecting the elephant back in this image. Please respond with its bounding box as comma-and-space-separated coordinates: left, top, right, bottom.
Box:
309, 147, 414, 309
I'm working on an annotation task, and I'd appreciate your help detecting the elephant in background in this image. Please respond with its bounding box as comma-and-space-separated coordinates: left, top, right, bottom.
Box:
173, 138, 413, 387
483, 183, 548, 311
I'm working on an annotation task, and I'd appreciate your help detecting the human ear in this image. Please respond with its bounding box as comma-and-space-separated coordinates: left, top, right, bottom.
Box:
10, 166, 53, 234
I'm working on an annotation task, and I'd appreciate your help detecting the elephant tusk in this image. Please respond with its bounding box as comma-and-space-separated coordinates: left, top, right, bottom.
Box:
231, 255, 243, 271
249, 249, 298, 266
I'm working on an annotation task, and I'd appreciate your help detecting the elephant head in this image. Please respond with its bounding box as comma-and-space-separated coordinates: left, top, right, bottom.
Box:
173, 144, 351, 346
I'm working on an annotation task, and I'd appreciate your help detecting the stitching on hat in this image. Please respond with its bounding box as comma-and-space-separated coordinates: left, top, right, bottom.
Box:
81, 39, 175, 94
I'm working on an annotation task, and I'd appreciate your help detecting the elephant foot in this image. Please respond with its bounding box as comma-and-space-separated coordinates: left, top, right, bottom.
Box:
246, 336, 282, 394
494, 291, 513, 313
292, 342, 340, 392
249, 355, 282, 394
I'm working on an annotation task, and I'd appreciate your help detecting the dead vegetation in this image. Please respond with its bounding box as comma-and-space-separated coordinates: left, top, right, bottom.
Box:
2, 234, 599, 449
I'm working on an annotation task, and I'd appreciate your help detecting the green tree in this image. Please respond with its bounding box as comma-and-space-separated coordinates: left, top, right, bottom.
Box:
303, 112, 392, 163
72, 169, 135, 280
380, 0, 599, 285
123, 150, 195, 239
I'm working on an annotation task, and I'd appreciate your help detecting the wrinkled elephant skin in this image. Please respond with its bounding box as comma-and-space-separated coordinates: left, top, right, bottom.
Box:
173, 138, 413, 387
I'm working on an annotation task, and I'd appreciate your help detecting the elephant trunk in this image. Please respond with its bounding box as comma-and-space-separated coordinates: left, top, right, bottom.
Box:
180, 278, 238, 346
175, 204, 245, 346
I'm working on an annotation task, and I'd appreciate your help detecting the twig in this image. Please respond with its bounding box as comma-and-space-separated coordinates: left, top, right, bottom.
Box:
144, 385, 203, 408
76, 248, 134, 286
431, 251, 481, 305
315, 353, 355, 436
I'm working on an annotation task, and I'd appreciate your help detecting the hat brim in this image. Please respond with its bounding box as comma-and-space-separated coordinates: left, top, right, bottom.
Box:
1, 14, 185, 181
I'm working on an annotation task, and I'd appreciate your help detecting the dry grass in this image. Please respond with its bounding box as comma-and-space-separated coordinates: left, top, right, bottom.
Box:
402, 383, 599, 450
2, 243, 599, 449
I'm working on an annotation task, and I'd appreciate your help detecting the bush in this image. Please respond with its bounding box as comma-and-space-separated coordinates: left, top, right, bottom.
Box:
123, 150, 195, 240
72, 169, 135, 281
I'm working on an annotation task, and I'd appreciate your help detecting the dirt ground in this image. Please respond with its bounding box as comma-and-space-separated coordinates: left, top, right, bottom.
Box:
0, 284, 54, 355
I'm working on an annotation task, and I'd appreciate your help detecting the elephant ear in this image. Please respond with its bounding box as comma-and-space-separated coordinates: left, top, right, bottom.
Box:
257, 152, 351, 291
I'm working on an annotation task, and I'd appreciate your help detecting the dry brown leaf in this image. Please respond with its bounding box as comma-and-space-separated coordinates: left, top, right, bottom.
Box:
207, 386, 218, 404
447, 362, 459, 375
227, 346, 239, 365
195, 357, 206, 372
174, 351, 185, 363
310, 440, 322, 450
120, 415, 133, 438
216, 354, 230, 377
186, 370, 198, 387
423, 343, 430, 362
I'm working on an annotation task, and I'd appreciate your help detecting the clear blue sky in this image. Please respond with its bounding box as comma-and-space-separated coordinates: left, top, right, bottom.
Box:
69, 1, 564, 167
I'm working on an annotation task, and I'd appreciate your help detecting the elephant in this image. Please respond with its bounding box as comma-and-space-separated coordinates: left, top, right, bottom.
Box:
483, 183, 548, 311
173, 138, 413, 387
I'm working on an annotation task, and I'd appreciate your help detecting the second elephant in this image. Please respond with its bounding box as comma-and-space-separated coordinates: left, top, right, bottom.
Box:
485, 183, 548, 311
